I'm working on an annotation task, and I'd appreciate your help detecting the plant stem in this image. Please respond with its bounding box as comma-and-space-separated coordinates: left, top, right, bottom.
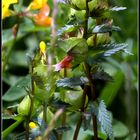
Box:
26, 62, 35, 140
73, 85, 88, 140
83, 0, 98, 139
43, 102, 47, 124
73, 116, 83, 140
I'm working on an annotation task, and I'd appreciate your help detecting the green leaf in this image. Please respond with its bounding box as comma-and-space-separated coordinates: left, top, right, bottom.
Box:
49, 98, 71, 109
113, 120, 129, 138
33, 66, 57, 102
58, 37, 85, 53
2, 28, 15, 45
2, 114, 17, 120
89, 100, 114, 140
98, 100, 114, 140
93, 69, 113, 82
57, 25, 79, 36
57, 77, 88, 87
110, 6, 127, 11
103, 43, 128, 56
2, 75, 31, 101
92, 24, 121, 33
87, 43, 128, 65
2, 21, 50, 45
100, 71, 124, 106
9, 51, 28, 67
54, 87, 84, 110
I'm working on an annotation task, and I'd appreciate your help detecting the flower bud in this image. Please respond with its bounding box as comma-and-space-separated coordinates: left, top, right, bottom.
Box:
17, 95, 31, 116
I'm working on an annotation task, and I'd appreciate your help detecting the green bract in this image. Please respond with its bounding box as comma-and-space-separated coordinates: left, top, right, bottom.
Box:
87, 33, 111, 47
17, 95, 31, 116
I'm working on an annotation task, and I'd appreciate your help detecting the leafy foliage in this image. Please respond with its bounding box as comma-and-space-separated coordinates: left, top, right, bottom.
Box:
89, 100, 114, 140
57, 77, 88, 87
2, 75, 31, 101
92, 24, 121, 33
2, 0, 137, 139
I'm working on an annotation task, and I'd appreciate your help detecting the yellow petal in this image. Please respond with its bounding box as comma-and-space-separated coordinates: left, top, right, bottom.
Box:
2, 6, 11, 19
2, 0, 18, 19
2, 0, 18, 5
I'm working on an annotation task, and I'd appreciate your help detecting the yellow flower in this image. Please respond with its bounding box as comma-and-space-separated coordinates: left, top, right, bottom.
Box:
27, 0, 47, 10
29, 122, 37, 129
2, 0, 18, 19
39, 41, 47, 64
39, 41, 46, 54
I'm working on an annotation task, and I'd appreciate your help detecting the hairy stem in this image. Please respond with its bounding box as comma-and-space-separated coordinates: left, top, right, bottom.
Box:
73, 85, 88, 140
26, 62, 35, 140
83, 0, 98, 139
43, 102, 47, 124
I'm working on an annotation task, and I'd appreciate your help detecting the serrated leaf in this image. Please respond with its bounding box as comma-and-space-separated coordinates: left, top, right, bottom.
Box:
93, 70, 113, 82
110, 6, 127, 11
89, 100, 114, 140
57, 25, 79, 36
103, 43, 128, 56
2, 75, 31, 101
50, 98, 71, 108
57, 77, 88, 87
98, 100, 114, 140
93, 24, 121, 33
86, 43, 128, 65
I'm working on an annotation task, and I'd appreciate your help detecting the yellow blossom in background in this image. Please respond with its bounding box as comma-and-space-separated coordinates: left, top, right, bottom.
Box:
2, 0, 18, 19
27, 0, 47, 10
29, 122, 37, 129
39, 41, 47, 64
39, 41, 47, 55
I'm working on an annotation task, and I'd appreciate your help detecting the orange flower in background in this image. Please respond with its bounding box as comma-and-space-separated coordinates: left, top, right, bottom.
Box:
55, 55, 73, 71
34, 4, 52, 26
